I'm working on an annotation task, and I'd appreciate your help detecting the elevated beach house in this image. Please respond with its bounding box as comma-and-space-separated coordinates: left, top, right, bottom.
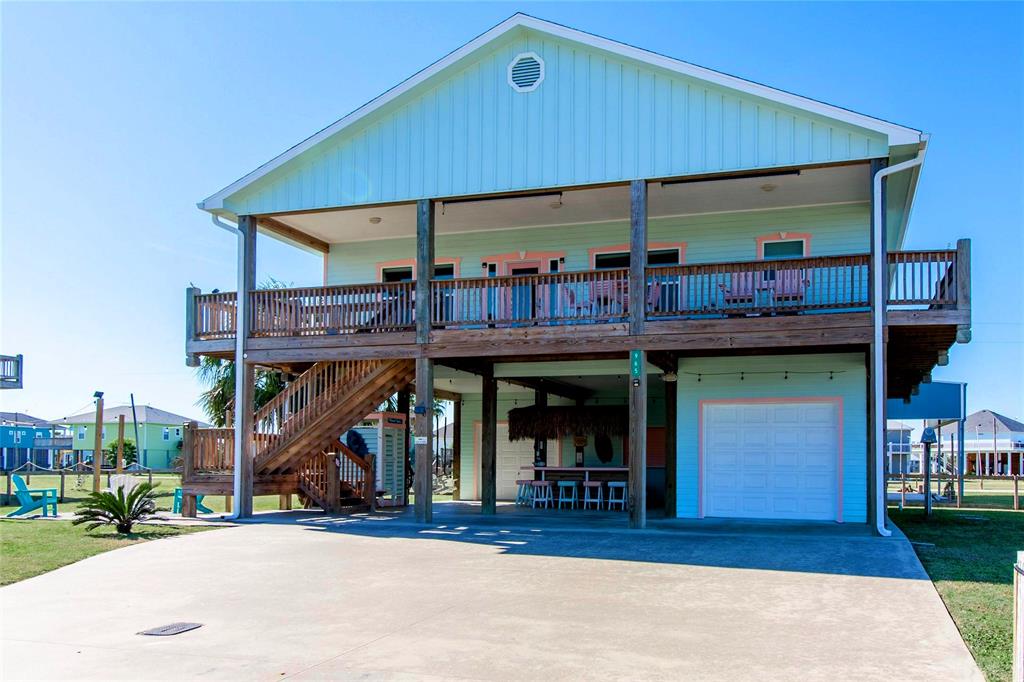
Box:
183, 15, 970, 532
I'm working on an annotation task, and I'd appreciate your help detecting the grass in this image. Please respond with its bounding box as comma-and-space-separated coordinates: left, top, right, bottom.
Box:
1, 473, 302, 516
889, 507, 1022, 682
0, 518, 216, 586
887, 477, 1021, 511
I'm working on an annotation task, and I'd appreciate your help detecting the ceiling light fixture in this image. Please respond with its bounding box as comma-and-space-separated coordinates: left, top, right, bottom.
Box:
760, 183, 777, 193
368, 216, 382, 224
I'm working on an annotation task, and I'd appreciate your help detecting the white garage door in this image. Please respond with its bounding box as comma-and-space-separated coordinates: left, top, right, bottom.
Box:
477, 423, 558, 501
703, 401, 838, 521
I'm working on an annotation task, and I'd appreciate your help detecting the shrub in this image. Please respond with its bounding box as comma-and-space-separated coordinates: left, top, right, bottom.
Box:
73, 483, 160, 534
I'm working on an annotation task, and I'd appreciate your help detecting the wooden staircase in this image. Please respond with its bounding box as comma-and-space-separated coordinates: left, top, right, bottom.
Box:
182, 358, 414, 512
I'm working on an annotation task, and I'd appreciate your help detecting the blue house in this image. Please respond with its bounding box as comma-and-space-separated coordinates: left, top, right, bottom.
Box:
0, 412, 69, 470
181, 14, 969, 532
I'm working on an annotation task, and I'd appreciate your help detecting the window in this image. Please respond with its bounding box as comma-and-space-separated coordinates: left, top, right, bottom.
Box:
162, 428, 170, 441
762, 240, 806, 260
13, 431, 21, 444
381, 266, 412, 283
594, 249, 681, 269
77, 427, 86, 440
101, 428, 106, 439
381, 263, 456, 282
175, 428, 181, 437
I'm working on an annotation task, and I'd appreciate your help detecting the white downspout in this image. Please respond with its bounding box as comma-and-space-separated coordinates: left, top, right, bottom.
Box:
211, 214, 247, 520
871, 140, 928, 537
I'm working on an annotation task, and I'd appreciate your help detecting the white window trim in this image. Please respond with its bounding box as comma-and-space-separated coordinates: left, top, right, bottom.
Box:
507, 51, 545, 93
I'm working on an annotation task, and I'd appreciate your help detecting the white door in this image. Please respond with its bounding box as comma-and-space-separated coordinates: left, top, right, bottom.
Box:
477, 423, 557, 501
703, 401, 838, 521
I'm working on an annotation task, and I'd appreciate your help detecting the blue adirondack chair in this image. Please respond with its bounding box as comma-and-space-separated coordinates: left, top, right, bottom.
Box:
6, 475, 58, 517
172, 488, 214, 514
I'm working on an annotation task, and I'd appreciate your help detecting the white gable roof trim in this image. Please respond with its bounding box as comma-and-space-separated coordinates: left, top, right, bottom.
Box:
199, 13, 922, 213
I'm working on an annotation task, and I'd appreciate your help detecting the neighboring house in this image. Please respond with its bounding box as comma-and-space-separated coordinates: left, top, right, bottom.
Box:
60, 405, 206, 470
886, 421, 916, 474
945, 410, 1024, 476
0, 354, 24, 390
0, 412, 72, 470
182, 14, 970, 531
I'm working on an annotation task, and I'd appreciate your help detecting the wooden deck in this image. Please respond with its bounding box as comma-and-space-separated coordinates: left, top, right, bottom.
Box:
186, 247, 970, 388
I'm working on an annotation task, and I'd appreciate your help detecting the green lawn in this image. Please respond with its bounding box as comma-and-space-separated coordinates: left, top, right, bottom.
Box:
889, 508, 1022, 682
0, 519, 216, 586
887, 477, 1021, 511
1, 473, 301, 515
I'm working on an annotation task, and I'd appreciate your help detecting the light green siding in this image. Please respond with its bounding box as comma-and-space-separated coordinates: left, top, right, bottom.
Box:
69, 421, 183, 469
328, 203, 869, 283
225, 26, 887, 216
457, 388, 666, 502
675, 353, 867, 523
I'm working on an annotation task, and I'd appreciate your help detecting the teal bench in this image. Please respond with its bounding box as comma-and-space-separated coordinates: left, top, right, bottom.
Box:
6, 474, 58, 517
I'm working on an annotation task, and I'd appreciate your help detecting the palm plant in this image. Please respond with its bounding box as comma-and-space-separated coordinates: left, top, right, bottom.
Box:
72, 483, 160, 534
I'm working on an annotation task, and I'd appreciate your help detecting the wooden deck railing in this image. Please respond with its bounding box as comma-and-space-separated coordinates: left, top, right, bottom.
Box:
183, 424, 234, 475
253, 359, 383, 466
188, 248, 964, 339
0, 354, 24, 388
430, 268, 630, 326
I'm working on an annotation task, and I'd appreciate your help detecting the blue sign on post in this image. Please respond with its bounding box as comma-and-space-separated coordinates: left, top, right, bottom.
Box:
630, 350, 643, 378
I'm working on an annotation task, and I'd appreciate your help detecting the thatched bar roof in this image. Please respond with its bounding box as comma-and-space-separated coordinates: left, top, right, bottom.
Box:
507, 405, 628, 441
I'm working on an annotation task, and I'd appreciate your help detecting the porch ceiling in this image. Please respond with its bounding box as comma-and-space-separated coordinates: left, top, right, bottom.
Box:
268, 163, 869, 245
433, 361, 664, 396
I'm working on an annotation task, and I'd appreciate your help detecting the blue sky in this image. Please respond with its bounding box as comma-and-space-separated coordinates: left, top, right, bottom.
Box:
1, 2, 1021, 423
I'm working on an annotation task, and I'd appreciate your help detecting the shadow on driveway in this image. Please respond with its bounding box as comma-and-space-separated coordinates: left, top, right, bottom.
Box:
226, 501, 927, 580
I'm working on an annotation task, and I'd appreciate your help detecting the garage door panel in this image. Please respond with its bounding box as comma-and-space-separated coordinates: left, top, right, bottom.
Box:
704, 401, 838, 521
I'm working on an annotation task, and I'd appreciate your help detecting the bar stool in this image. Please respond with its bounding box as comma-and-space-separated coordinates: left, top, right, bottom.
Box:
607, 481, 627, 511
556, 480, 579, 510
582, 481, 603, 510
531, 480, 554, 509
515, 479, 534, 506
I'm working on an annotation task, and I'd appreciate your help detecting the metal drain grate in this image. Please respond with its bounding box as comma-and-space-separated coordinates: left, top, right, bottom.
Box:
138, 622, 203, 636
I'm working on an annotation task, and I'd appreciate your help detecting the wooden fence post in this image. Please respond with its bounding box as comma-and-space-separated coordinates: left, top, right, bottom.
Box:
1015, 475, 1020, 512
365, 455, 376, 511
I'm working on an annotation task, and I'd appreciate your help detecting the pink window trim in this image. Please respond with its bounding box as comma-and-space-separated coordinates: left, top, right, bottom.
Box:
375, 257, 462, 281
696, 396, 844, 523
754, 233, 812, 259
587, 242, 687, 268
479, 251, 567, 275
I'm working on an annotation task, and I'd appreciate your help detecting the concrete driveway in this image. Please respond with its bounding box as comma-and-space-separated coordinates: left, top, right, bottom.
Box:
1, 512, 981, 681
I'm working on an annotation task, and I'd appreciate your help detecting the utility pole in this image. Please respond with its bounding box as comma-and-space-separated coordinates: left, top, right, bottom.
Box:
116, 414, 126, 474
92, 392, 104, 492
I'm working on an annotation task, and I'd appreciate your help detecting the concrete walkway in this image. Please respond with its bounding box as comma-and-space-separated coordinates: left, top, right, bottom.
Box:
1, 511, 981, 680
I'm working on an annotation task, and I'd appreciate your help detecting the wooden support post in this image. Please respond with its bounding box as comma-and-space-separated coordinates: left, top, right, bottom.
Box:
663, 373, 678, 518
629, 179, 648, 336
481, 367, 498, 515
59, 469, 65, 502
225, 495, 232, 513
533, 390, 548, 467
416, 199, 435, 345
325, 453, 340, 513
452, 396, 462, 501
364, 454, 376, 511
182, 422, 195, 503
185, 286, 201, 367
115, 414, 125, 474
398, 389, 411, 506
956, 238, 971, 343
1014, 476, 1020, 511
182, 494, 197, 518
414, 358, 434, 523
235, 215, 258, 518
923, 443, 933, 517
629, 350, 648, 529
92, 395, 104, 493
279, 493, 292, 511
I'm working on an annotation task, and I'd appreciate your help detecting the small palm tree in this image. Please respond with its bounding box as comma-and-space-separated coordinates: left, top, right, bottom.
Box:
73, 483, 161, 534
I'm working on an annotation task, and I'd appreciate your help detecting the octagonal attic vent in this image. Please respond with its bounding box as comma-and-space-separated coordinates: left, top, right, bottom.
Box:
508, 52, 544, 92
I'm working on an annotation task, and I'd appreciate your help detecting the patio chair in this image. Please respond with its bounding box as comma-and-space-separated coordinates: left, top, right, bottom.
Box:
172, 488, 214, 515
767, 268, 810, 302
718, 272, 756, 305
6, 474, 58, 517
107, 474, 143, 496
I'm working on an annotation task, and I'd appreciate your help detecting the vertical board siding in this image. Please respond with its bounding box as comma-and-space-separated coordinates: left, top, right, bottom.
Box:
675, 353, 867, 523
457, 388, 665, 501
327, 203, 869, 284
226, 29, 887, 215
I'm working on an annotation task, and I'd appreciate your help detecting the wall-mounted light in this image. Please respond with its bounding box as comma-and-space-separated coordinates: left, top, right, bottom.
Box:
663, 371, 677, 383
368, 216, 382, 224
